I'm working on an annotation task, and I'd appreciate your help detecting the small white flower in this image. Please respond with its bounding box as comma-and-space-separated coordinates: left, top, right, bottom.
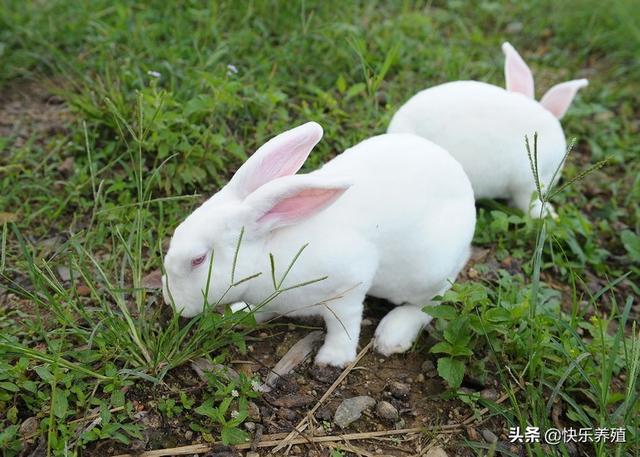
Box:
251, 380, 262, 391
230, 410, 240, 418
147, 70, 161, 78
226, 64, 238, 76
231, 389, 239, 397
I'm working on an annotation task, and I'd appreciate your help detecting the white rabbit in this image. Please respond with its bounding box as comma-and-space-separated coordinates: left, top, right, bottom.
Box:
388, 42, 588, 217
162, 122, 475, 367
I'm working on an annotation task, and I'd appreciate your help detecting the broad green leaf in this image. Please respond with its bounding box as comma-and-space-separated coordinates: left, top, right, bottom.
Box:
0, 381, 19, 392
423, 304, 457, 320
430, 341, 454, 355
52, 389, 68, 419
621, 230, 640, 261
437, 357, 465, 389
111, 389, 125, 407
195, 401, 219, 420
221, 426, 249, 445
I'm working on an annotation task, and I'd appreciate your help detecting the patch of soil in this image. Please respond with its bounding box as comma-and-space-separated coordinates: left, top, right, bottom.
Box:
0, 79, 73, 148
89, 299, 512, 457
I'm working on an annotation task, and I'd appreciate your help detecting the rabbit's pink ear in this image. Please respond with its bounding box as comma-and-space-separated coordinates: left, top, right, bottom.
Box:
540, 79, 588, 119
244, 175, 351, 231
502, 42, 534, 98
230, 122, 323, 197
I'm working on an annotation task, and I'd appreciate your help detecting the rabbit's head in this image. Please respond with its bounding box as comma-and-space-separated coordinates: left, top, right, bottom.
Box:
502, 42, 588, 119
162, 122, 351, 317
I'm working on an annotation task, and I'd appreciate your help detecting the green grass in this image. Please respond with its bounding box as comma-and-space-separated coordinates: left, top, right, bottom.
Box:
0, 0, 639, 455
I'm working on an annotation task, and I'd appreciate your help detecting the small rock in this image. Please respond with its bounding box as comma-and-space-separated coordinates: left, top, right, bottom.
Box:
76, 284, 91, 296
482, 429, 498, 444
134, 411, 162, 429
277, 407, 297, 422
389, 381, 410, 399
375, 401, 399, 422
191, 358, 239, 382
57, 156, 75, 177
130, 439, 147, 451
57, 266, 71, 282
244, 421, 256, 432
247, 401, 261, 421
394, 418, 406, 429
422, 360, 437, 377
315, 407, 332, 421
425, 446, 448, 457
506, 21, 523, 34
333, 396, 376, 429
480, 388, 499, 401
361, 318, 373, 326
416, 374, 425, 382
142, 269, 163, 289
246, 452, 260, 457
184, 430, 193, 440
466, 426, 479, 441
309, 364, 341, 384
267, 393, 314, 408
20, 416, 38, 438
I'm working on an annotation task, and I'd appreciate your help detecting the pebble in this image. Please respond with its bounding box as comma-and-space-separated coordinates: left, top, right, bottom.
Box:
184, 430, 193, 440
76, 284, 91, 296
247, 401, 261, 421
482, 429, 498, 444
480, 388, 499, 401
244, 421, 256, 432
57, 266, 71, 282
333, 396, 376, 429
506, 21, 524, 34
421, 360, 437, 377
308, 364, 341, 384
416, 373, 425, 382
19, 417, 38, 437
389, 381, 410, 399
277, 407, 297, 422
375, 401, 399, 422
246, 452, 260, 457
466, 426, 479, 441
315, 407, 333, 421
425, 446, 449, 457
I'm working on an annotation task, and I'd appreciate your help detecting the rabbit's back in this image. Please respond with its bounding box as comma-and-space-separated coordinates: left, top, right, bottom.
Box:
388, 81, 566, 199
292, 133, 475, 305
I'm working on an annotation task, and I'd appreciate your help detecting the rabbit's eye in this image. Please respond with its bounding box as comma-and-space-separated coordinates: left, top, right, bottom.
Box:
191, 254, 207, 268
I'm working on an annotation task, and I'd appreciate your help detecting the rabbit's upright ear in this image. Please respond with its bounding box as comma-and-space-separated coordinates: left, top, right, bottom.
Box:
243, 175, 351, 232
540, 79, 588, 119
502, 42, 534, 99
229, 122, 324, 198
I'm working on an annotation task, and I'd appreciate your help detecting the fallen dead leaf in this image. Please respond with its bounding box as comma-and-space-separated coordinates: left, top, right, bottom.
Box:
142, 269, 163, 289
0, 212, 17, 224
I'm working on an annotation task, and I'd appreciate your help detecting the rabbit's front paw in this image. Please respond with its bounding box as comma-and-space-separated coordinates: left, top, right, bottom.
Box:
315, 343, 356, 367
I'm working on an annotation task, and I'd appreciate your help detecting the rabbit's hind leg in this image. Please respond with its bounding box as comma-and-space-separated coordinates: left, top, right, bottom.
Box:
373, 304, 432, 356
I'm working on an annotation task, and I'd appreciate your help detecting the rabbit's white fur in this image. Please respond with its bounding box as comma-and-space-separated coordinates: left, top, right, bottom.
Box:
163, 122, 475, 367
388, 42, 588, 217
